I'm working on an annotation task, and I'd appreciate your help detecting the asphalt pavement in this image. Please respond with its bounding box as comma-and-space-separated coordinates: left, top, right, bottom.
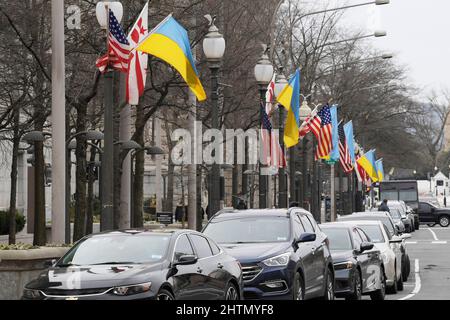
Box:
358, 225, 450, 300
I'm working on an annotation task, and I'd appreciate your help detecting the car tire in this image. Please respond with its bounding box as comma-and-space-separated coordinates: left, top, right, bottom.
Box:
427, 223, 436, 227
292, 272, 305, 300
346, 270, 362, 301
402, 255, 410, 282
415, 221, 420, 230
321, 268, 335, 300
397, 271, 404, 291
387, 265, 398, 294
224, 282, 240, 300
439, 215, 450, 228
370, 269, 386, 301
157, 288, 175, 300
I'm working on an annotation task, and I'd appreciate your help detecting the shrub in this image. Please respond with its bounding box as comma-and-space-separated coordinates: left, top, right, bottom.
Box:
0, 211, 26, 235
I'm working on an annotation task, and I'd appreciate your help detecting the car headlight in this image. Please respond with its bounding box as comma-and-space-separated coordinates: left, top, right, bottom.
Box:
112, 282, 152, 296
334, 261, 354, 270
23, 288, 42, 300
263, 253, 291, 267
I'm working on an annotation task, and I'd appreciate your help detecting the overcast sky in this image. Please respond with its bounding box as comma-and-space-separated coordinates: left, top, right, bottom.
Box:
310, 0, 450, 101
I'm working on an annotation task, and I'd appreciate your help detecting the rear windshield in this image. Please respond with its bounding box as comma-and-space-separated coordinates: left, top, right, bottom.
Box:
322, 228, 353, 251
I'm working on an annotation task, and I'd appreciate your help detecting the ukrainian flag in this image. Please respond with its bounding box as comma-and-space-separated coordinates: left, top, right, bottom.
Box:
357, 150, 379, 182
376, 159, 385, 182
136, 15, 206, 101
277, 69, 300, 148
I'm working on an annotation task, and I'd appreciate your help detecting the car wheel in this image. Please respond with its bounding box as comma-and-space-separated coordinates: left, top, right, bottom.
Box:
157, 288, 175, 300
397, 271, 404, 291
387, 265, 398, 294
322, 269, 335, 300
439, 215, 450, 228
224, 282, 239, 300
402, 255, 410, 282
415, 221, 420, 230
370, 269, 386, 301
427, 223, 436, 227
292, 272, 305, 301
346, 270, 362, 300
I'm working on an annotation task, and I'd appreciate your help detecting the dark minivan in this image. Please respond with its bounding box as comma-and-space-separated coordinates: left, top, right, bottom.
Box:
203, 208, 334, 300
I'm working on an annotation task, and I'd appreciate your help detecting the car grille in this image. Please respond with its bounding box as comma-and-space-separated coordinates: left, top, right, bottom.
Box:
242, 265, 263, 282
43, 288, 111, 297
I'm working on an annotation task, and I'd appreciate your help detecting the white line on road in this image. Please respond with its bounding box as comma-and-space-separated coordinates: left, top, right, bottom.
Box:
399, 259, 421, 301
432, 241, 448, 244
427, 228, 439, 241
406, 241, 418, 244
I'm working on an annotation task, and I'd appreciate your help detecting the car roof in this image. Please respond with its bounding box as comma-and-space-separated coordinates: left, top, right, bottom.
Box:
87, 228, 199, 238
350, 212, 391, 217
337, 220, 382, 226
212, 208, 310, 219
321, 222, 360, 229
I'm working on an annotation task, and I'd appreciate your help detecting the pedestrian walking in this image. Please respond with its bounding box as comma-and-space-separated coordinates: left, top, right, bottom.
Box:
378, 199, 390, 212
175, 202, 184, 222
236, 199, 247, 210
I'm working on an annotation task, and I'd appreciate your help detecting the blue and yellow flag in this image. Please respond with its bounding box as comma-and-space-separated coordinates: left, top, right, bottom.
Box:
137, 15, 206, 101
329, 105, 340, 162
376, 159, 385, 182
357, 150, 379, 182
277, 69, 300, 148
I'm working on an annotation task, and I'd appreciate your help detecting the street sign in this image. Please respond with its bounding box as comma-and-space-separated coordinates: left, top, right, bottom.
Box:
157, 212, 174, 225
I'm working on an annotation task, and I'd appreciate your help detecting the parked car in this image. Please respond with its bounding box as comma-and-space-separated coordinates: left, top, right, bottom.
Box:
23, 230, 243, 300
203, 208, 335, 300
387, 201, 415, 233
338, 212, 411, 282
418, 202, 450, 227
385, 208, 406, 234
335, 220, 407, 294
406, 205, 420, 230
321, 223, 385, 300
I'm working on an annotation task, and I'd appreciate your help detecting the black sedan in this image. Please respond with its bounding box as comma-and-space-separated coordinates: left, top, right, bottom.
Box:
321, 223, 385, 300
22, 230, 243, 300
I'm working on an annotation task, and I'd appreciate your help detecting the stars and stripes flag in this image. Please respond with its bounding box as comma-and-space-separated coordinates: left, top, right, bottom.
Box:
338, 123, 353, 173
265, 74, 277, 116
126, 2, 149, 105
96, 9, 130, 73
298, 107, 321, 141
315, 105, 333, 159
261, 103, 287, 168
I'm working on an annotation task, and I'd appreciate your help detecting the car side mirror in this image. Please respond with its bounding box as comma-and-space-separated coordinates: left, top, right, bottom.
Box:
360, 242, 374, 253
296, 233, 316, 244
389, 236, 403, 244
44, 259, 57, 268
173, 255, 198, 267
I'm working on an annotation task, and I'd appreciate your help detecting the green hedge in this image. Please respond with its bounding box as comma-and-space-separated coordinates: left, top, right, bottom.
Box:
0, 211, 26, 235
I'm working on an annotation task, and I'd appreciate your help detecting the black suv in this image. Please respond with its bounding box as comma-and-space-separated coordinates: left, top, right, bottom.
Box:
418, 202, 450, 227
202, 208, 334, 300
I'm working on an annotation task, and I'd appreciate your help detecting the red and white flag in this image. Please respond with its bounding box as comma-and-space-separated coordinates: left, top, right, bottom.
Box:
126, 2, 149, 105
265, 74, 277, 116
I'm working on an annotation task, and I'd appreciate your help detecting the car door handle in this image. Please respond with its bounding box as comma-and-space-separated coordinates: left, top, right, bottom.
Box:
197, 267, 203, 274
217, 263, 224, 269
311, 247, 316, 254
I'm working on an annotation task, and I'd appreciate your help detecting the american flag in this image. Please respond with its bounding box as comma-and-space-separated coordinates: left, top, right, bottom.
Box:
96, 9, 130, 73
316, 105, 333, 159
338, 123, 353, 173
299, 109, 321, 141
261, 104, 286, 168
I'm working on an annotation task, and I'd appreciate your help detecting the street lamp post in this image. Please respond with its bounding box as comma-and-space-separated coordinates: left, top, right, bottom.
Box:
275, 71, 288, 208
299, 101, 312, 209
255, 47, 274, 209
96, 1, 123, 232
203, 17, 226, 217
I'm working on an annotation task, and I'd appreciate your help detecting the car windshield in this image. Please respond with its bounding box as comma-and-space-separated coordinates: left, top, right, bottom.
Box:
322, 228, 353, 251
338, 215, 395, 236
389, 209, 402, 220
355, 225, 385, 243
58, 234, 171, 266
203, 216, 291, 244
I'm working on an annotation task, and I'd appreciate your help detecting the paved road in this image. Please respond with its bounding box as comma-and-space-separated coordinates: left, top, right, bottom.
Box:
358, 225, 450, 300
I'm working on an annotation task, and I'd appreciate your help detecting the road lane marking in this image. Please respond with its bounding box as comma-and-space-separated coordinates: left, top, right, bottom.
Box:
427, 228, 439, 241
406, 241, 418, 244
432, 241, 448, 244
399, 259, 421, 301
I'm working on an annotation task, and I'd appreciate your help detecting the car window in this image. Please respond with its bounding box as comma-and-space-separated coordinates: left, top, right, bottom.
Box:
382, 225, 392, 240
300, 215, 315, 233
293, 214, 306, 238
321, 228, 353, 251
357, 225, 386, 243
189, 234, 213, 259
352, 229, 363, 248
173, 235, 195, 262
306, 215, 320, 231
357, 228, 370, 242
208, 239, 221, 256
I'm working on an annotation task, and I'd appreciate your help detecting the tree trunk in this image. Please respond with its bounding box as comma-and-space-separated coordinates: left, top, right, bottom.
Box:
8, 107, 20, 244
166, 163, 175, 213
73, 103, 87, 242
